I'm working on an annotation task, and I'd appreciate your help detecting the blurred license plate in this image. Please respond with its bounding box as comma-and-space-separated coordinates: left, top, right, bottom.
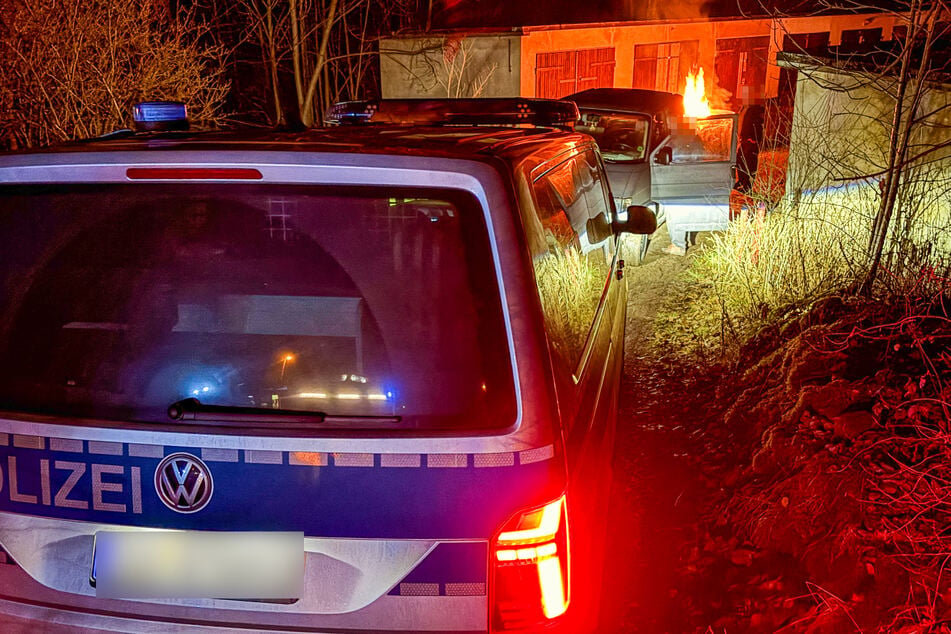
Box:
91, 531, 304, 599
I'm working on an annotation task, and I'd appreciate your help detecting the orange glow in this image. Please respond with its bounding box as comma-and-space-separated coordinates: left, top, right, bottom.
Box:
538, 556, 568, 618
497, 498, 562, 545
290, 452, 325, 466
279, 353, 296, 380
683, 68, 711, 118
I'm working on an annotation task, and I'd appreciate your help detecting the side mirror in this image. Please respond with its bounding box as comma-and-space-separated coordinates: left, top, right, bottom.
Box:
614, 205, 657, 235
653, 146, 672, 165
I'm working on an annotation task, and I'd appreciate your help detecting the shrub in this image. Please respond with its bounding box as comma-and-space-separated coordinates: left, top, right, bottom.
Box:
664, 171, 951, 359
0, 0, 229, 149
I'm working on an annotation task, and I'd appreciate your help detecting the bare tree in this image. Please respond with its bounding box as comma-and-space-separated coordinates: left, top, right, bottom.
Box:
237, 0, 420, 127
380, 35, 500, 99
423, 37, 498, 98
243, 0, 289, 125
775, 0, 951, 294
860, 0, 950, 292
0, 0, 229, 150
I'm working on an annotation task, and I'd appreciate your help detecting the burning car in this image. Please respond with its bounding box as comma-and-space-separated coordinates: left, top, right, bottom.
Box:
567, 76, 764, 260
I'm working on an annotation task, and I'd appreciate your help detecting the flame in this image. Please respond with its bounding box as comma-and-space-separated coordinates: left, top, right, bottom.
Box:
683, 68, 711, 118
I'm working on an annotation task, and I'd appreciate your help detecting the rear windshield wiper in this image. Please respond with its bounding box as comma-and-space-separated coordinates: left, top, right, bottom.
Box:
167, 398, 400, 427
168, 398, 326, 425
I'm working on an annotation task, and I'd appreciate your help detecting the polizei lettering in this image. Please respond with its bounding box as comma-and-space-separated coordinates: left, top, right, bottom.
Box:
0, 455, 142, 514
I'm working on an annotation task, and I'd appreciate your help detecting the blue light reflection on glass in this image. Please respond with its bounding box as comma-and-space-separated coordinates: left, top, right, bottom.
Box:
179, 368, 227, 402
381, 381, 398, 402
190, 384, 214, 397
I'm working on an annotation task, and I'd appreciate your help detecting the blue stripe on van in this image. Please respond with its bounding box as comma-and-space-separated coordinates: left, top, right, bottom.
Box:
387, 542, 487, 596
387, 542, 486, 595
0, 441, 562, 539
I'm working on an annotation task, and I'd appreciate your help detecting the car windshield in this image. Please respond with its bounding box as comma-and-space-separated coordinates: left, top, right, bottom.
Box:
0, 184, 516, 431
576, 111, 651, 163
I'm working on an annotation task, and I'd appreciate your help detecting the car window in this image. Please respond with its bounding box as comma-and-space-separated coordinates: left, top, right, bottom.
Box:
0, 184, 516, 431
665, 115, 735, 163
529, 150, 615, 374
577, 111, 651, 163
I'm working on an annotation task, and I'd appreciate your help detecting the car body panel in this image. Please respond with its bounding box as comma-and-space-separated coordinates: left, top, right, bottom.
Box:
604, 161, 651, 212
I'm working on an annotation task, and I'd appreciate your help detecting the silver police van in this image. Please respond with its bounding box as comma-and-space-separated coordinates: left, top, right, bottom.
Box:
0, 99, 654, 632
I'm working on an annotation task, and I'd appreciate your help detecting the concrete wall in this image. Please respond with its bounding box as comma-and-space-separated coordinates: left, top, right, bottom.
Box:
787, 68, 951, 194
379, 35, 520, 98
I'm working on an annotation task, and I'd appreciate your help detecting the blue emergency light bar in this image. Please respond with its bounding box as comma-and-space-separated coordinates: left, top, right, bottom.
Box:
325, 99, 579, 130
133, 101, 189, 132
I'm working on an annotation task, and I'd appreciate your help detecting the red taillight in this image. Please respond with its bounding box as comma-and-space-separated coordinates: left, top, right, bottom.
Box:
126, 168, 263, 180
491, 495, 569, 631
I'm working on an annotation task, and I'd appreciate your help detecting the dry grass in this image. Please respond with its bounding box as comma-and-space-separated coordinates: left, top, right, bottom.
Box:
703, 185, 875, 326
534, 246, 604, 364
655, 168, 951, 359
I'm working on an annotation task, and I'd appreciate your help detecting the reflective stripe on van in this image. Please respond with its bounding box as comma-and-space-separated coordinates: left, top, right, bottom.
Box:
0, 435, 560, 539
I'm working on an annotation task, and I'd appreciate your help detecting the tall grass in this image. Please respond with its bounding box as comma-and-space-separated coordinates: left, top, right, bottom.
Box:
665, 168, 951, 357
534, 246, 604, 363
706, 185, 875, 323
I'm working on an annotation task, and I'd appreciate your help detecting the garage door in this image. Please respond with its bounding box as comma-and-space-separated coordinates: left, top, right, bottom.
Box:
536, 48, 615, 99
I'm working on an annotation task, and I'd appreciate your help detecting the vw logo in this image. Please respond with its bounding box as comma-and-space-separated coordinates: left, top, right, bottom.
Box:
154, 453, 214, 513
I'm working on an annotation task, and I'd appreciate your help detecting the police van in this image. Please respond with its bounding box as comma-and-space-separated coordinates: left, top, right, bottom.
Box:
0, 99, 654, 632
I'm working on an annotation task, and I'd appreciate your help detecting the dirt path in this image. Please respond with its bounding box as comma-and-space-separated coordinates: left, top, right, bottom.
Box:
598, 233, 718, 633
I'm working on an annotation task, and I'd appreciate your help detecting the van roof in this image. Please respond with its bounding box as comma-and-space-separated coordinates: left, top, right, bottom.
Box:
2, 124, 593, 167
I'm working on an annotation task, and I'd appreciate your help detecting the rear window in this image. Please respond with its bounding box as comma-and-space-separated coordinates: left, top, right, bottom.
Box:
0, 184, 516, 431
